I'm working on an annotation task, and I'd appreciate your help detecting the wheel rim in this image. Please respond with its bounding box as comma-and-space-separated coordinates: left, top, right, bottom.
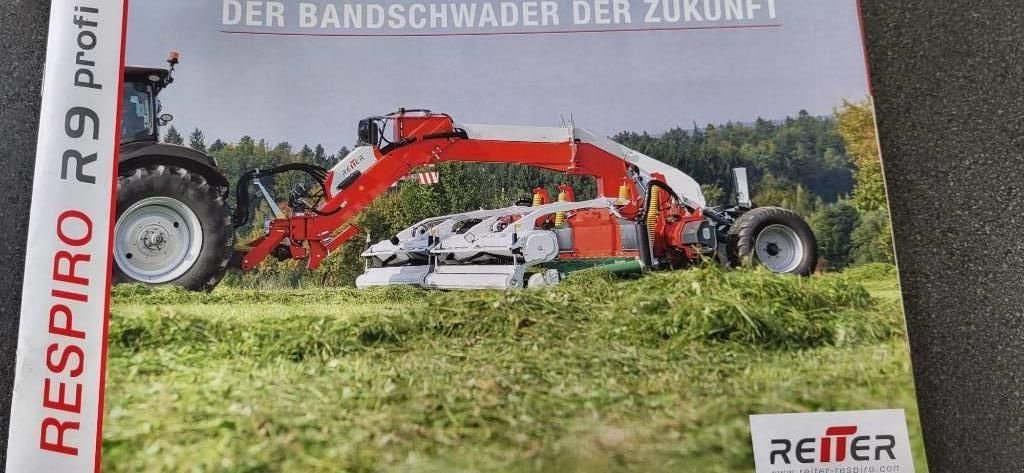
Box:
114, 196, 203, 283
754, 224, 804, 273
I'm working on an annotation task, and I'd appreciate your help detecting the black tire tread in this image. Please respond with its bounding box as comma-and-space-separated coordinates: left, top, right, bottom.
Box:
114, 164, 233, 291
726, 206, 817, 276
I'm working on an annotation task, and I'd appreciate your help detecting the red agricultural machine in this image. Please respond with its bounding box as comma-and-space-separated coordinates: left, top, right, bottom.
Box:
113, 55, 816, 291
233, 110, 817, 289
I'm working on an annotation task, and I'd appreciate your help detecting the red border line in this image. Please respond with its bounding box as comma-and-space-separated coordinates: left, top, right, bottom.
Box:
220, 23, 783, 38
855, 0, 873, 97
95, 0, 131, 470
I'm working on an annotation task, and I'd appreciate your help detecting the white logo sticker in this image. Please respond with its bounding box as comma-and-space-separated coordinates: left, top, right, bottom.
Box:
749, 409, 915, 473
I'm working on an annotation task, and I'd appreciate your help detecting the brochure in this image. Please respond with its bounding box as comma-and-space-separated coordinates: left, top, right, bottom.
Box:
6, 1, 928, 471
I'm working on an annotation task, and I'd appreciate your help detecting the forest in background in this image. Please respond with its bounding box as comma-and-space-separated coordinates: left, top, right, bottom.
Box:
158, 99, 892, 288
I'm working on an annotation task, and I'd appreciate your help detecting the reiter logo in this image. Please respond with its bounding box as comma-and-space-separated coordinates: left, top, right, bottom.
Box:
749, 410, 914, 473
768, 425, 897, 465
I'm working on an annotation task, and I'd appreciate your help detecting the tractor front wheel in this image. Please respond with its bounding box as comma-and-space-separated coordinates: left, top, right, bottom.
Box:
113, 165, 234, 291
727, 207, 817, 276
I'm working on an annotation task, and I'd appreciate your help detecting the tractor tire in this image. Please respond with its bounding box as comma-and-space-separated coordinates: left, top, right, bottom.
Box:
727, 206, 817, 276
113, 164, 234, 291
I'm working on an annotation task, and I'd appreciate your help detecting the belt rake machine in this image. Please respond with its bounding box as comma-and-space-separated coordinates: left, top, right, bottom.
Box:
235, 109, 817, 290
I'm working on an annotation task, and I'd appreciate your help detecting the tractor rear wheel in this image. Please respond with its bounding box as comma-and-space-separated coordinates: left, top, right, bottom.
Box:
727, 207, 817, 276
113, 164, 234, 291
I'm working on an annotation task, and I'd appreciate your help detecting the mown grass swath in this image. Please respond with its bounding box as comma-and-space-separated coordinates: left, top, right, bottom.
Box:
103, 265, 925, 472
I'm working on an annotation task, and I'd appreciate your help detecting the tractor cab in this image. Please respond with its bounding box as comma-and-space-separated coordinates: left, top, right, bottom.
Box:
121, 52, 178, 144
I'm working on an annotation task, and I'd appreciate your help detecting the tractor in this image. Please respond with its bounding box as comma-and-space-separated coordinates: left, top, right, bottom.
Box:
114, 52, 234, 291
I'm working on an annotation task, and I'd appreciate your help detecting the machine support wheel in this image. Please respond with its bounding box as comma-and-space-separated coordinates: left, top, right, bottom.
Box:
113, 164, 234, 291
727, 206, 817, 276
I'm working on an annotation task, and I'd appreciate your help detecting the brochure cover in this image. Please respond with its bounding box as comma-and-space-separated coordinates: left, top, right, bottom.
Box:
7, 0, 928, 471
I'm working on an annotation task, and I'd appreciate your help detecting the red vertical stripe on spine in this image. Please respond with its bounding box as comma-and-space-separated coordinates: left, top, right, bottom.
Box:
95, 0, 131, 470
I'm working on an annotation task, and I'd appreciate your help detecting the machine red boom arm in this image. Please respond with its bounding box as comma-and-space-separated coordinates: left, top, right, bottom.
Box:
240, 110, 706, 271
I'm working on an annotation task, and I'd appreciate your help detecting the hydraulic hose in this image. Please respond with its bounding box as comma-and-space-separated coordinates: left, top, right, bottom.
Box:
638, 178, 730, 268
637, 219, 653, 270
636, 181, 668, 270
232, 163, 331, 228
646, 177, 733, 227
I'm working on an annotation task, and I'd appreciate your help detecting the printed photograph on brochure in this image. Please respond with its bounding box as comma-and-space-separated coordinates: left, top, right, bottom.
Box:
5, 1, 929, 472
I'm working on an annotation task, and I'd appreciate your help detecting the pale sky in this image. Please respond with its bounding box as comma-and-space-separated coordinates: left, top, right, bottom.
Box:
126, 0, 869, 152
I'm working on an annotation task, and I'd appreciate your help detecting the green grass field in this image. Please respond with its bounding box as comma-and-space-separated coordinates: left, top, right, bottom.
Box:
103, 264, 927, 472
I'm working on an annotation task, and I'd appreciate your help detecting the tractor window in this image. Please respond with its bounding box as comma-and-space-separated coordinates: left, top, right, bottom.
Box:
121, 83, 154, 142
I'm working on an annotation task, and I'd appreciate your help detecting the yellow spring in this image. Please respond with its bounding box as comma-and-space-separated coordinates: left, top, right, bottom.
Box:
646, 186, 660, 242
554, 189, 567, 226
617, 183, 630, 205
532, 191, 543, 207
